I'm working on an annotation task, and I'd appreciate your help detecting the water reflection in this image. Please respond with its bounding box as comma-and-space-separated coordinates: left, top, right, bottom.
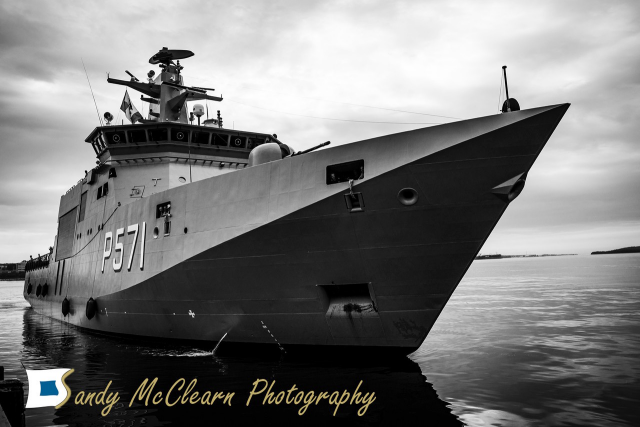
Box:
19, 308, 462, 427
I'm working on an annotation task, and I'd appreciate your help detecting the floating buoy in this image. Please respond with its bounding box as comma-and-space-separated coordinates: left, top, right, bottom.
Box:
62, 298, 70, 317
86, 298, 98, 320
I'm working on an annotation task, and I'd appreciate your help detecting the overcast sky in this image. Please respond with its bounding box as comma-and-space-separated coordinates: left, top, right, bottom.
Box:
0, 0, 638, 261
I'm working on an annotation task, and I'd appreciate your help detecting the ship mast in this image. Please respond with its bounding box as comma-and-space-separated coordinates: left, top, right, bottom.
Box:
106, 47, 223, 124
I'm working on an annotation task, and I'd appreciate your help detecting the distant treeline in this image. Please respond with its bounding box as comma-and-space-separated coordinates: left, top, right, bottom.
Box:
591, 246, 640, 255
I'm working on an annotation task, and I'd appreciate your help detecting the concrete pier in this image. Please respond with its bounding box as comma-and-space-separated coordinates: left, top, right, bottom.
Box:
0, 367, 25, 427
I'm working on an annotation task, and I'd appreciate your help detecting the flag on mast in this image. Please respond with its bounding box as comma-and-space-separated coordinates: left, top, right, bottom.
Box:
120, 90, 143, 123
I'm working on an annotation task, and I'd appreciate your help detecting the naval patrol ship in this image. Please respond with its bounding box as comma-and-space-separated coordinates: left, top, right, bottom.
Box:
23, 48, 569, 355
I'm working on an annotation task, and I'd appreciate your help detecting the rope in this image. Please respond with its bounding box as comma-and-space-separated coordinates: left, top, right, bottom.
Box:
68, 203, 120, 259
88, 201, 120, 298
82, 58, 103, 127
299, 98, 460, 120
182, 73, 462, 120
227, 99, 446, 125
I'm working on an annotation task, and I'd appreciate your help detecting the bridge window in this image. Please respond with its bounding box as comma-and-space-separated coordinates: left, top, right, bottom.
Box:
127, 129, 147, 143
212, 133, 228, 146
148, 128, 168, 142
193, 131, 210, 144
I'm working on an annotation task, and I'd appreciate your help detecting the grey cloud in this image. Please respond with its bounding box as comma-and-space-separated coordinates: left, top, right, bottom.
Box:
1, 0, 640, 259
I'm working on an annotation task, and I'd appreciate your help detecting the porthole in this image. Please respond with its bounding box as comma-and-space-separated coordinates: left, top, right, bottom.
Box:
397, 188, 419, 206
179, 177, 186, 183
153, 227, 159, 238
184, 227, 188, 234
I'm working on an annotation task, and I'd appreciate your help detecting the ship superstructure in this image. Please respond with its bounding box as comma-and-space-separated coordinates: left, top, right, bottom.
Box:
24, 49, 569, 354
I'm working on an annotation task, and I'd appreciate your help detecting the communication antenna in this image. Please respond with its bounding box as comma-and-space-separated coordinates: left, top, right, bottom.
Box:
500, 66, 520, 113
81, 58, 103, 126
502, 66, 511, 112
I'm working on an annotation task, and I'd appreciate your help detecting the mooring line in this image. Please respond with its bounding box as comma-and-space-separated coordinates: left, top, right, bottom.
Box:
261, 320, 285, 352
212, 332, 228, 355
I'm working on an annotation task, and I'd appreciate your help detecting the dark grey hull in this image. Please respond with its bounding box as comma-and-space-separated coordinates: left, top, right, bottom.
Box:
25, 103, 569, 352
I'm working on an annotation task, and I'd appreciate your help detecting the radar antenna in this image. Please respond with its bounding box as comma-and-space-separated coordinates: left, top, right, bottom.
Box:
149, 47, 194, 65
106, 48, 222, 124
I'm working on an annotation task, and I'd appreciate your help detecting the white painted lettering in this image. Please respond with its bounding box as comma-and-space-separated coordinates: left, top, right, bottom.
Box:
140, 222, 146, 270
113, 228, 125, 271
127, 224, 139, 271
102, 232, 113, 272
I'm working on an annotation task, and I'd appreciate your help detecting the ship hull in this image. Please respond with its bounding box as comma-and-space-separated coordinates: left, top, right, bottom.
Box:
24, 104, 569, 352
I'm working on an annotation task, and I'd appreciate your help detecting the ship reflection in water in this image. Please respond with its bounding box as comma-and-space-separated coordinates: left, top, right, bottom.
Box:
19, 307, 461, 426
6, 254, 639, 426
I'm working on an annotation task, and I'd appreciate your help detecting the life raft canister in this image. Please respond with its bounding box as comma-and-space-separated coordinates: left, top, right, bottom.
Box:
86, 298, 98, 320
62, 298, 70, 317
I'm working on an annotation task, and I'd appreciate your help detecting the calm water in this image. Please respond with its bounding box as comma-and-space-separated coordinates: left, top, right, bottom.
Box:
1, 254, 639, 426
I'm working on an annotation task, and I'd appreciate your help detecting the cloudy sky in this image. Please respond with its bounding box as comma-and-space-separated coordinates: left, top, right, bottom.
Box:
0, 0, 638, 261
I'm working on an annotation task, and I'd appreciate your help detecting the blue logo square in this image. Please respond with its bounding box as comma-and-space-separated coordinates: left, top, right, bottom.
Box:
40, 381, 59, 396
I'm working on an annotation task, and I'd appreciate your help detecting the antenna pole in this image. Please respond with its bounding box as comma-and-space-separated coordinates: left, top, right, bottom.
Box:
502, 65, 511, 112
82, 58, 104, 126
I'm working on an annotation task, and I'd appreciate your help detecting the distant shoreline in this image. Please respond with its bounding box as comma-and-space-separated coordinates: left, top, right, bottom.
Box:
591, 246, 640, 255
475, 254, 577, 260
